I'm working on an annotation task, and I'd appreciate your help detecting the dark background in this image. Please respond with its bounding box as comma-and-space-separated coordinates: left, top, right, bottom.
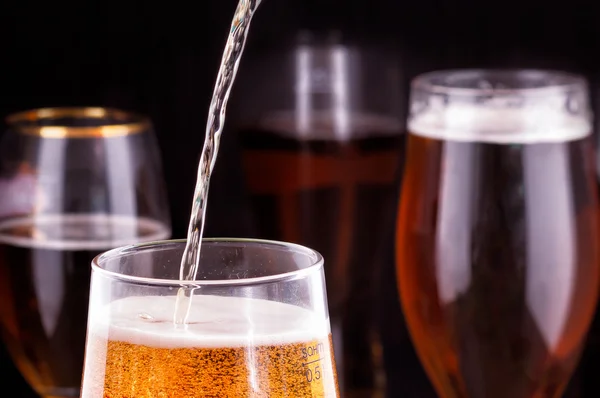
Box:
1, 0, 600, 396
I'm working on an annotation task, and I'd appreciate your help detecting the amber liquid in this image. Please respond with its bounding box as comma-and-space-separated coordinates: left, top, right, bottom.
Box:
241, 115, 404, 396
396, 132, 599, 398
571, 179, 600, 397
0, 215, 169, 397
83, 333, 338, 398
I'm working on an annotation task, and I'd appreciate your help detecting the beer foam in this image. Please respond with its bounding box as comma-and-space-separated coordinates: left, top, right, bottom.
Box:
409, 103, 591, 144
258, 110, 403, 141
90, 295, 330, 348
0, 214, 170, 251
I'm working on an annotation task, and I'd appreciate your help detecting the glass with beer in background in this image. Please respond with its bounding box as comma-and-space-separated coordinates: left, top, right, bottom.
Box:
0, 107, 171, 397
80, 238, 340, 397
396, 69, 599, 398
573, 114, 600, 396
232, 31, 405, 397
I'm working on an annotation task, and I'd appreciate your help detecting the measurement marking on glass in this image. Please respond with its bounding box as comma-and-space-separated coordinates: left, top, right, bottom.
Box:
301, 342, 326, 383
302, 358, 323, 366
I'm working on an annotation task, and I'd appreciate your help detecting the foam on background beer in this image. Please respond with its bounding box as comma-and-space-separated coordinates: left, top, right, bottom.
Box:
89, 295, 330, 348
409, 96, 591, 143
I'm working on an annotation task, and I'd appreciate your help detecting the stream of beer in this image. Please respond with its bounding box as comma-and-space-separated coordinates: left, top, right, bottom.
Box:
174, 0, 263, 325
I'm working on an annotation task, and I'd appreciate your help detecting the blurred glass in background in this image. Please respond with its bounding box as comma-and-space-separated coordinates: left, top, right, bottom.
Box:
0, 108, 171, 398
232, 31, 406, 396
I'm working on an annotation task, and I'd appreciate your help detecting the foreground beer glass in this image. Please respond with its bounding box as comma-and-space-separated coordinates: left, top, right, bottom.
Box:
0, 107, 171, 397
396, 70, 599, 398
81, 239, 339, 397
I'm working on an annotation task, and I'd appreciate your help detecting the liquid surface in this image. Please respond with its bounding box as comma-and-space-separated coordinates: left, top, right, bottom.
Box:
0, 214, 170, 249
259, 111, 404, 141
0, 215, 170, 397
409, 103, 590, 143
90, 295, 330, 347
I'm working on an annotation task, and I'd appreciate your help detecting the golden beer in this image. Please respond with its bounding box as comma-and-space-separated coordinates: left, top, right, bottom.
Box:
81, 295, 339, 397
397, 89, 599, 398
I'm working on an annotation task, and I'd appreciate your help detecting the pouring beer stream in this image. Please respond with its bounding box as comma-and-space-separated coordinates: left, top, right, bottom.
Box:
174, 0, 263, 325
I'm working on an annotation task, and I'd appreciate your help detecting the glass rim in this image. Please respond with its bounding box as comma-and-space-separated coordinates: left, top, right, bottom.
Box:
92, 238, 325, 287
6, 106, 151, 139
412, 69, 588, 97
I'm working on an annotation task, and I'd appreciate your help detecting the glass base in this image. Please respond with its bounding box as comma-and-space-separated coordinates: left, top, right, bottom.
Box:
42, 394, 79, 398
38, 386, 79, 398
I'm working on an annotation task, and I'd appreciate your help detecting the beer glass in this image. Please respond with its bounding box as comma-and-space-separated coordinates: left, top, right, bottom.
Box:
234, 30, 405, 396
81, 238, 340, 397
396, 70, 599, 398
0, 107, 171, 397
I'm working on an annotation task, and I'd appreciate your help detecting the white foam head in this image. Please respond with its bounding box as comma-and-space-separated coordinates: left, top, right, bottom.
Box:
90, 295, 329, 348
409, 69, 592, 144
409, 98, 591, 144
